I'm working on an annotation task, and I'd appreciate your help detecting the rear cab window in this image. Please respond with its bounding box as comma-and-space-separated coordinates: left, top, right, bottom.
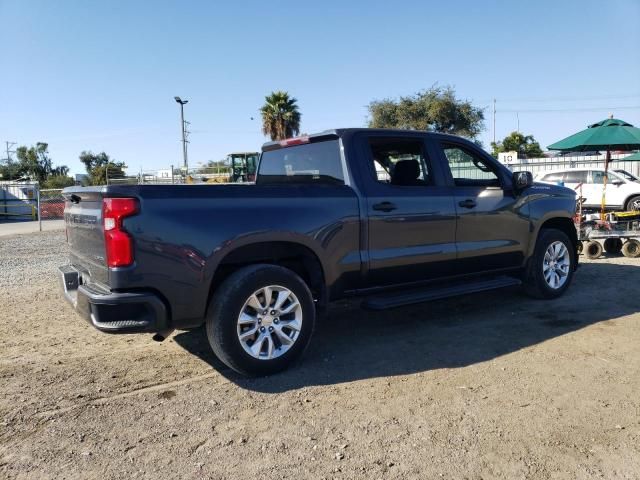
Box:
257, 140, 344, 185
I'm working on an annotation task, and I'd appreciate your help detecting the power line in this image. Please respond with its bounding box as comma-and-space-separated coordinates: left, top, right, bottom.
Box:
478, 93, 640, 104
4, 141, 17, 182
497, 105, 640, 114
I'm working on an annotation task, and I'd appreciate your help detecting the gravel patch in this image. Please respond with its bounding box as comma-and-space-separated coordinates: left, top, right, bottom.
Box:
1, 231, 639, 479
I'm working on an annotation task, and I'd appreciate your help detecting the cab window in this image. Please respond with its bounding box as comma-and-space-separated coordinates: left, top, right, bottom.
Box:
563, 171, 588, 183
591, 170, 623, 185
368, 138, 431, 186
442, 144, 500, 187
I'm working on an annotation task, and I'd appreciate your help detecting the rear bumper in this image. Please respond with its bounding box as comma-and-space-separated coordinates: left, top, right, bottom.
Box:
58, 265, 169, 334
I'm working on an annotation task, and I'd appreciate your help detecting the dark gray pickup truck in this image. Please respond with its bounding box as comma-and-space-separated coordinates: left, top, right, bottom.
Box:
60, 128, 578, 375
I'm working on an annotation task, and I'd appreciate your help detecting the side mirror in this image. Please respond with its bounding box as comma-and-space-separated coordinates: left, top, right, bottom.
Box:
612, 179, 624, 186
513, 171, 533, 191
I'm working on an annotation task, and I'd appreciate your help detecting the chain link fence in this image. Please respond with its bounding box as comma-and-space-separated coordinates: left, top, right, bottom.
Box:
0, 184, 65, 232
39, 189, 65, 219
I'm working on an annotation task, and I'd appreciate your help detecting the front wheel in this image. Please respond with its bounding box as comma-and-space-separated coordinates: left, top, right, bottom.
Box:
523, 228, 576, 299
625, 195, 640, 212
205, 264, 316, 376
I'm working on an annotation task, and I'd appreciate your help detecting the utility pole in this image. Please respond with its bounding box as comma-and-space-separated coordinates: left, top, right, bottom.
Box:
5, 141, 16, 181
516, 112, 520, 133
492, 99, 496, 144
174, 97, 189, 171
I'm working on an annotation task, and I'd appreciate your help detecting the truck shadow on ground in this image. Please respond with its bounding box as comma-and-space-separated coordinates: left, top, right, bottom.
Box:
173, 261, 640, 393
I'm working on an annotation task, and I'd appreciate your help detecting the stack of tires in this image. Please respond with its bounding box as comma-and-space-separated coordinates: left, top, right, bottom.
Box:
583, 238, 640, 259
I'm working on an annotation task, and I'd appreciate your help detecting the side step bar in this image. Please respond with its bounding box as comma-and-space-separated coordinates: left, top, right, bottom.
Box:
362, 276, 522, 311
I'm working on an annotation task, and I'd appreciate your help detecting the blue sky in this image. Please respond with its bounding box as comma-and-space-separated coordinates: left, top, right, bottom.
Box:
1, 0, 639, 175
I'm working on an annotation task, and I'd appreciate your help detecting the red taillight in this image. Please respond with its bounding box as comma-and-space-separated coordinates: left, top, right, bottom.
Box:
279, 136, 310, 147
103, 198, 139, 268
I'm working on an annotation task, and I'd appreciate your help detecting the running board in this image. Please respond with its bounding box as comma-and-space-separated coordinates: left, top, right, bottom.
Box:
361, 276, 522, 311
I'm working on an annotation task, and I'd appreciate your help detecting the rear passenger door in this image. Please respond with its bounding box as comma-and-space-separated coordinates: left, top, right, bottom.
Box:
360, 135, 458, 287
435, 140, 531, 274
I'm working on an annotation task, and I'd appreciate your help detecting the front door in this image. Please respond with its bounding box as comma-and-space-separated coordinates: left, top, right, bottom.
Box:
589, 170, 626, 208
436, 140, 531, 274
361, 135, 458, 287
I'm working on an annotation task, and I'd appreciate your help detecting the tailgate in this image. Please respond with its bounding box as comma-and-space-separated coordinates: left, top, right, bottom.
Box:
63, 189, 109, 285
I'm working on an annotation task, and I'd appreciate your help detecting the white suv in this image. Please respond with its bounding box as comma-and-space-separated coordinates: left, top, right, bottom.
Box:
538, 168, 640, 211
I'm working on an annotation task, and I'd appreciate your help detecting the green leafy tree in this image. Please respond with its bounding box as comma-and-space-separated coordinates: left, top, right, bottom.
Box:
367, 85, 484, 139
260, 91, 301, 141
0, 142, 72, 184
15, 143, 52, 182
0, 161, 20, 181
491, 131, 543, 158
42, 175, 75, 189
79, 151, 126, 185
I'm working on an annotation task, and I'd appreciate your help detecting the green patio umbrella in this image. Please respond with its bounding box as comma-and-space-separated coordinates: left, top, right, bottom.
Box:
548, 118, 640, 152
548, 117, 640, 215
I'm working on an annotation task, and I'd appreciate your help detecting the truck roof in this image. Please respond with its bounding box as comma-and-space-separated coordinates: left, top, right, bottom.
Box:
261, 128, 466, 151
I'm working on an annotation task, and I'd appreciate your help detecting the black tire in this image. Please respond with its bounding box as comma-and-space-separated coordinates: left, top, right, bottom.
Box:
205, 264, 316, 376
603, 238, 623, 254
625, 195, 640, 212
621, 239, 640, 258
523, 228, 576, 299
584, 241, 603, 260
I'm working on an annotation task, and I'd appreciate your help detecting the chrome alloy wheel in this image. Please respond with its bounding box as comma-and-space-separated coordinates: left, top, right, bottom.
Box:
543, 241, 571, 289
237, 285, 303, 360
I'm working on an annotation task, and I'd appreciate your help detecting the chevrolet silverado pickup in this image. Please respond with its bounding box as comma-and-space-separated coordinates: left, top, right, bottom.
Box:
60, 129, 578, 376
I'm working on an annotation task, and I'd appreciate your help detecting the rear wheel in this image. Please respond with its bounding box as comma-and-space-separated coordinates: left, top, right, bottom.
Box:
205, 264, 315, 376
622, 239, 640, 258
524, 228, 575, 299
603, 238, 623, 254
584, 241, 603, 260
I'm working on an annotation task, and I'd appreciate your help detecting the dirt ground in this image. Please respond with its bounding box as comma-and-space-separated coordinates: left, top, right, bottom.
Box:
1, 230, 639, 479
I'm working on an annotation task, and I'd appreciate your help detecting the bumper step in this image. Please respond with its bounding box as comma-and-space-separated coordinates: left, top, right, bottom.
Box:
58, 265, 169, 334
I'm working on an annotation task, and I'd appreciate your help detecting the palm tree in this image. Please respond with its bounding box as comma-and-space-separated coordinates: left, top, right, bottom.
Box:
260, 91, 301, 141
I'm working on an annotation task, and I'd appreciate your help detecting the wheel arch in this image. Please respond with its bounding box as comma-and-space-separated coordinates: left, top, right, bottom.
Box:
530, 216, 579, 259
622, 193, 640, 211
207, 240, 327, 314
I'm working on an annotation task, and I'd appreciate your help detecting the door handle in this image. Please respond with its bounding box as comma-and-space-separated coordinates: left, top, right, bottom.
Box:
458, 199, 477, 209
372, 201, 397, 212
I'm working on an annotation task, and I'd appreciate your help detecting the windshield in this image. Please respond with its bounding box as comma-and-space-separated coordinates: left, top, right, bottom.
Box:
615, 170, 639, 182
257, 140, 344, 185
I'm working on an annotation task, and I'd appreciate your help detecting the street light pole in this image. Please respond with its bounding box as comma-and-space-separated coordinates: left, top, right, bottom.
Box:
492, 98, 496, 144
174, 96, 189, 171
